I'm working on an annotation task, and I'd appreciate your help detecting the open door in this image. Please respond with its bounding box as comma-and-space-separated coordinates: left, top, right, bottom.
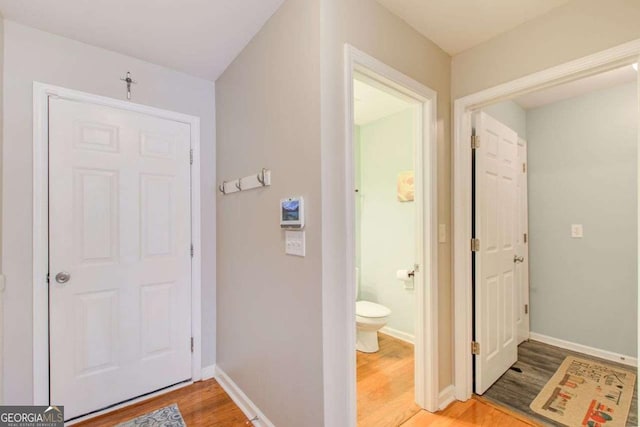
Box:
516, 138, 530, 345
473, 112, 518, 395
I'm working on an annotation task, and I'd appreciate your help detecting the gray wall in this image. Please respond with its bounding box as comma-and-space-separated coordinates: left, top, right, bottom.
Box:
215, 1, 325, 426
482, 100, 527, 139
2, 21, 217, 403
527, 82, 638, 356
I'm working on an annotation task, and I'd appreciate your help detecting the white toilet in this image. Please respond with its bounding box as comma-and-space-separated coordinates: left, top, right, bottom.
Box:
355, 269, 391, 353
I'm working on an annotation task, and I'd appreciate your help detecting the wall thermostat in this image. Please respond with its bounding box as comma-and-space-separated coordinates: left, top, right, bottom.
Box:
280, 197, 304, 229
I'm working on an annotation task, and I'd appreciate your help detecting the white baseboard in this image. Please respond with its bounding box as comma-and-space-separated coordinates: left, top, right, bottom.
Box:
214, 366, 275, 427
529, 332, 637, 367
380, 327, 415, 344
438, 385, 456, 410
201, 364, 216, 380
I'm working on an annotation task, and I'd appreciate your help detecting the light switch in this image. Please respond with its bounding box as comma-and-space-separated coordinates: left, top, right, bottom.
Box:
571, 224, 584, 238
285, 230, 306, 257
439, 224, 447, 243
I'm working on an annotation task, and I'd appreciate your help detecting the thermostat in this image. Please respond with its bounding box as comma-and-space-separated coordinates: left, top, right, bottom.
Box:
280, 197, 304, 229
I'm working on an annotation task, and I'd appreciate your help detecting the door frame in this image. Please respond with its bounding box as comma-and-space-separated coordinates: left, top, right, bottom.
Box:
32, 82, 202, 404
453, 40, 640, 401
344, 45, 440, 414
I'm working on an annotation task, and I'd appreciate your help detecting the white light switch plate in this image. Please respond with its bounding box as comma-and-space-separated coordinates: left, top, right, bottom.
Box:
285, 230, 305, 257
571, 224, 584, 238
438, 224, 447, 243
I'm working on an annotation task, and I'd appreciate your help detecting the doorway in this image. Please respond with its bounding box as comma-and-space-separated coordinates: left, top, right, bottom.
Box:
454, 41, 640, 425
472, 65, 639, 424
32, 84, 202, 421
344, 46, 439, 423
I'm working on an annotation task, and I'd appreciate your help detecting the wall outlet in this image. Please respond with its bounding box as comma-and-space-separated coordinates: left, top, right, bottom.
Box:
571, 224, 584, 238
285, 230, 305, 257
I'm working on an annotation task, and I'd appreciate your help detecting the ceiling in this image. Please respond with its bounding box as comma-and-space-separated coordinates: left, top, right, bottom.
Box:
0, 0, 285, 81
514, 64, 638, 109
354, 78, 413, 126
376, 0, 571, 55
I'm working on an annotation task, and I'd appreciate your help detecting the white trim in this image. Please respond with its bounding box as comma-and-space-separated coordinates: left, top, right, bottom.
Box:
345, 45, 439, 415
380, 328, 415, 345
201, 365, 217, 381
66, 381, 194, 426
32, 82, 203, 405
438, 385, 456, 410
529, 333, 637, 368
453, 39, 640, 402
214, 367, 275, 427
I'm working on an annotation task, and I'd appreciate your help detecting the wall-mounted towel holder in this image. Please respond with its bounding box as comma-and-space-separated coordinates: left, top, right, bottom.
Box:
218, 168, 271, 195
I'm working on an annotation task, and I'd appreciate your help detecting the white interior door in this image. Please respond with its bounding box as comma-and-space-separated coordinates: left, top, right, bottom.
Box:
516, 138, 530, 345
49, 98, 193, 420
474, 112, 518, 395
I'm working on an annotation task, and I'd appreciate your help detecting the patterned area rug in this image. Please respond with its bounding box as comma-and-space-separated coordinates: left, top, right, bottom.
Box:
530, 356, 636, 427
116, 404, 186, 427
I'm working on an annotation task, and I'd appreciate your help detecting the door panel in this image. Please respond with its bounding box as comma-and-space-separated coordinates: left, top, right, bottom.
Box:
49, 98, 192, 420
474, 112, 518, 394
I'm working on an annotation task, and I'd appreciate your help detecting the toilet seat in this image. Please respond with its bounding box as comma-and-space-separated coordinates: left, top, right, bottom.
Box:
356, 300, 391, 318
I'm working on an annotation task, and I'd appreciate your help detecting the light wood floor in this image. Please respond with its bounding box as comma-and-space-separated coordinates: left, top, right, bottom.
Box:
72, 334, 535, 426
359, 333, 534, 427
73, 380, 249, 426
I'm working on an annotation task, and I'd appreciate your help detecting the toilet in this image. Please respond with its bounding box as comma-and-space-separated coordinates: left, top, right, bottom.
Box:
355, 269, 391, 353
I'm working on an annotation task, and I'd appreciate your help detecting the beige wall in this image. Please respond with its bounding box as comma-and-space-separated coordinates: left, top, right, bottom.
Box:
2, 21, 216, 403
452, 0, 640, 98
320, 0, 451, 423
217, 0, 451, 424
215, 1, 325, 426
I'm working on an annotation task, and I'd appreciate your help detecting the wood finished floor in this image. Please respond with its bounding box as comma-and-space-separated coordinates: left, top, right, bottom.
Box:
482, 340, 638, 427
359, 333, 534, 427
72, 333, 536, 427
72, 379, 249, 426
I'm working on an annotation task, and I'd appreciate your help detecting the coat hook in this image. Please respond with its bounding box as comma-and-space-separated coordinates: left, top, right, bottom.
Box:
219, 182, 227, 195
235, 179, 242, 191
257, 168, 266, 186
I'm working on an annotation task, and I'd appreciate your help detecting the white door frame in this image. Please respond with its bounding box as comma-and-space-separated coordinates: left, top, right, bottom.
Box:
453, 40, 640, 401
32, 82, 202, 405
344, 45, 440, 414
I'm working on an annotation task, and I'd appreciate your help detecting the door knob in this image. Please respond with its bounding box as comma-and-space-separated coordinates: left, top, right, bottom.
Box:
514, 255, 525, 264
55, 271, 71, 284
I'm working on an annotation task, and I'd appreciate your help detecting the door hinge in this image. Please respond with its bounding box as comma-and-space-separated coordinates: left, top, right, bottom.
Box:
46, 273, 50, 284
190, 149, 194, 165
190, 244, 194, 258
522, 163, 526, 173
471, 135, 480, 150
472, 341, 480, 355
471, 238, 480, 252
190, 337, 194, 353
525, 304, 529, 315
524, 233, 528, 243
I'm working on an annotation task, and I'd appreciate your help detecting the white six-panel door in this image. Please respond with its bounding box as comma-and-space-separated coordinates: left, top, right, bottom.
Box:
474, 112, 518, 394
49, 98, 193, 420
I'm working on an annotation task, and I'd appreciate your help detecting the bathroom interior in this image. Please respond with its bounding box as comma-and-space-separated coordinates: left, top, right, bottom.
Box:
353, 73, 421, 426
